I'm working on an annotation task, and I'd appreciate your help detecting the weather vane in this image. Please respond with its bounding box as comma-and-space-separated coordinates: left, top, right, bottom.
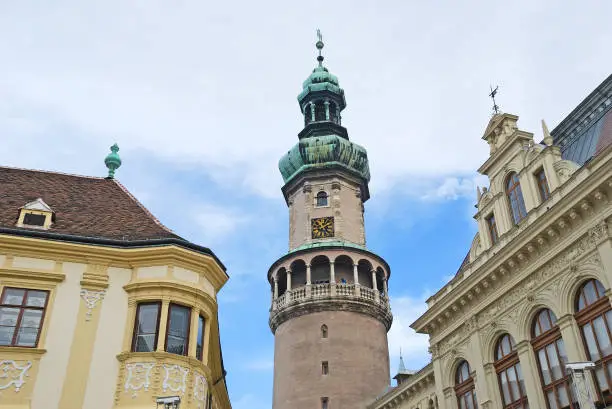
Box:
316, 29, 324, 66
489, 85, 500, 115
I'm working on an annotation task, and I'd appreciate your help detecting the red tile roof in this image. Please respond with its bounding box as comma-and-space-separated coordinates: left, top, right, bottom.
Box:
0, 166, 179, 241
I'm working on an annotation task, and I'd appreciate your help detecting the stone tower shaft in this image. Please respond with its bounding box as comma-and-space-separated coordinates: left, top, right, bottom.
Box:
269, 34, 392, 409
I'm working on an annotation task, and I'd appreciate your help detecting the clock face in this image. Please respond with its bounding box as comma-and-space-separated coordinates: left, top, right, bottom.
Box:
311, 217, 334, 239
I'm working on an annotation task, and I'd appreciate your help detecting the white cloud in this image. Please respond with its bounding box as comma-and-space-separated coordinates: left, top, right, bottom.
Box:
420, 175, 489, 201
387, 294, 431, 372
1, 1, 610, 199
193, 204, 251, 244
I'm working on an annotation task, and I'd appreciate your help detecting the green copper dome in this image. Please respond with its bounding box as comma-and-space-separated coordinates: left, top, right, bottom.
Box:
297, 66, 344, 103
279, 134, 370, 183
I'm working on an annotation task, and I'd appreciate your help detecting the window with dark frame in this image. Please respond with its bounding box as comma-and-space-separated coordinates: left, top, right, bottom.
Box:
494, 334, 528, 409
165, 303, 191, 356
321, 324, 328, 338
486, 213, 499, 245
132, 302, 161, 352
574, 279, 612, 405
531, 308, 577, 409
322, 361, 329, 375
455, 360, 478, 409
22, 213, 46, 226
0, 287, 48, 347
321, 397, 329, 409
506, 173, 527, 224
196, 315, 205, 361
316, 191, 328, 207
535, 168, 551, 202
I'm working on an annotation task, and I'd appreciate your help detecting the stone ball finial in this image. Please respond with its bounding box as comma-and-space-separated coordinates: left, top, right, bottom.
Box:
104, 143, 122, 179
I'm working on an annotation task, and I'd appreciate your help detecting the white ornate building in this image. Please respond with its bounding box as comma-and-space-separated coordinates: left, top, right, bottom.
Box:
369, 74, 612, 409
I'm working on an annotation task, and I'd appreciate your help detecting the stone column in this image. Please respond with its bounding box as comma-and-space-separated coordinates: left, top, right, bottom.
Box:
372, 270, 379, 303
383, 278, 389, 298
353, 264, 361, 297
516, 340, 547, 409
324, 100, 330, 120
330, 261, 336, 296
306, 264, 312, 285
482, 362, 502, 408
310, 102, 315, 122
274, 276, 279, 299
287, 270, 292, 292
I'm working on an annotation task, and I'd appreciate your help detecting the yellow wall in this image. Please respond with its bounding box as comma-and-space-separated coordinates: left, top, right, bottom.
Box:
0, 236, 231, 409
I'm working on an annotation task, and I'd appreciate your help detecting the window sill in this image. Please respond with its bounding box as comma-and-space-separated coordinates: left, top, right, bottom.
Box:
0, 346, 47, 358
117, 351, 208, 370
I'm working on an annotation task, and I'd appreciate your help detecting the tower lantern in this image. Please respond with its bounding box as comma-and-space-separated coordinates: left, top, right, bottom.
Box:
269, 32, 392, 409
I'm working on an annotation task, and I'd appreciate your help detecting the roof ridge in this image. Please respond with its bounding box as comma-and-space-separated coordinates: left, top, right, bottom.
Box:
110, 178, 179, 237
0, 165, 106, 180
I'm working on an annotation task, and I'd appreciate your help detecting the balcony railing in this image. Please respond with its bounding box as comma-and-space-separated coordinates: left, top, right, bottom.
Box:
273, 283, 389, 311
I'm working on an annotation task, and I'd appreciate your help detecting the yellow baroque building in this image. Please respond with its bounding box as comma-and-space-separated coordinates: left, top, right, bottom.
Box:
369, 74, 612, 409
0, 163, 231, 409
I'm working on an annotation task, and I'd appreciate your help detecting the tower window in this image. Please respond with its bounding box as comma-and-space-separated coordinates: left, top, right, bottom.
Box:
535, 168, 550, 202
316, 191, 328, 207
321, 397, 329, 409
486, 213, 499, 244
321, 324, 328, 338
322, 361, 329, 375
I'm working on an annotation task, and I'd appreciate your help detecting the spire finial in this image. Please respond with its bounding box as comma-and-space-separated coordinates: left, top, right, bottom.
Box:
316, 29, 324, 66
104, 143, 122, 179
542, 119, 553, 145
398, 348, 406, 373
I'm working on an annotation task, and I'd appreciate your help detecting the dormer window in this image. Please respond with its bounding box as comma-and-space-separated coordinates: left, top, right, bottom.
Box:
17, 198, 53, 230
316, 191, 329, 207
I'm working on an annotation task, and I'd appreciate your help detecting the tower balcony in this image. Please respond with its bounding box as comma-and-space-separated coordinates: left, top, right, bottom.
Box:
269, 282, 392, 333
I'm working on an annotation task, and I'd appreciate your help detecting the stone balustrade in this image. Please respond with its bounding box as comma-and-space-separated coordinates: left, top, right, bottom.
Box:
272, 282, 389, 312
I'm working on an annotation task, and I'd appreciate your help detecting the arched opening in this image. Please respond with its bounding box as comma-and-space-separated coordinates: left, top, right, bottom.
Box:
574, 279, 612, 404
531, 308, 576, 408
357, 259, 373, 287
314, 101, 326, 122
506, 173, 527, 225
428, 399, 434, 409
316, 191, 328, 207
321, 324, 328, 338
290, 259, 307, 289
455, 360, 477, 408
334, 255, 354, 284
494, 333, 528, 408
304, 104, 312, 126
311, 255, 331, 284
376, 267, 385, 294
329, 101, 339, 123
277, 267, 287, 297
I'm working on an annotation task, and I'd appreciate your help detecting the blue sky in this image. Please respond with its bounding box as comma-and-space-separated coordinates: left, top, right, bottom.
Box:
1, 2, 612, 408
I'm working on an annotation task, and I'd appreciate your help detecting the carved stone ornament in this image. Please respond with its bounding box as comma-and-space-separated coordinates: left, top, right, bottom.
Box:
193, 372, 208, 409
589, 221, 610, 245
162, 364, 189, 394
0, 360, 32, 392
124, 362, 155, 398
80, 289, 106, 321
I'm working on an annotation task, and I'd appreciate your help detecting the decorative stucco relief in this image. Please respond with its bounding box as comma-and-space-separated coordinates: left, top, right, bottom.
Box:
80, 289, 106, 321
0, 360, 32, 392
124, 362, 155, 398
162, 364, 189, 394
193, 372, 208, 409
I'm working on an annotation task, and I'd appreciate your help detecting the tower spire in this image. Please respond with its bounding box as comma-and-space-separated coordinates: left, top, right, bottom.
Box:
316, 29, 324, 66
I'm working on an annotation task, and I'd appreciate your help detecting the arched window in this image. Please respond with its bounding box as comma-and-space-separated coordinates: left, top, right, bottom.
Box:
506, 173, 527, 225
531, 309, 576, 409
316, 191, 328, 207
494, 334, 528, 408
575, 279, 612, 404
455, 360, 478, 409
321, 324, 328, 339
